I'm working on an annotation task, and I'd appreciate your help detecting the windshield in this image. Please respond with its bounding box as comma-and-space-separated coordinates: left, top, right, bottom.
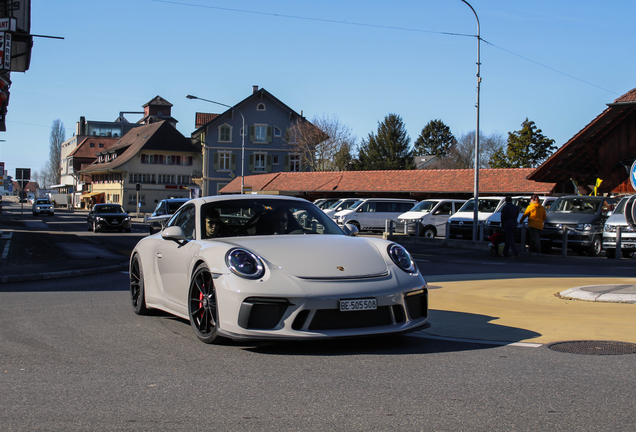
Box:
458, 198, 502, 214
96, 205, 125, 214
549, 197, 601, 214
36, 199, 51, 205
167, 200, 188, 213
410, 200, 438, 213
495, 197, 531, 213
200, 198, 345, 239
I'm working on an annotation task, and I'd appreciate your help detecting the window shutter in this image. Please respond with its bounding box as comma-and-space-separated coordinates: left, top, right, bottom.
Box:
266, 155, 272, 172
249, 126, 256, 142
284, 155, 290, 172
213, 153, 219, 170
266, 126, 273, 143
248, 154, 254, 171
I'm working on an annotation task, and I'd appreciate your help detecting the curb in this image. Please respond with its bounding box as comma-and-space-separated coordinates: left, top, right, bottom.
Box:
0, 262, 129, 284
559, 286, 636, 304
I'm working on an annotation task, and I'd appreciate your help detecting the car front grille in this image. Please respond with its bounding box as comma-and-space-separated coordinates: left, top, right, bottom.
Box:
307, 305, 404, 330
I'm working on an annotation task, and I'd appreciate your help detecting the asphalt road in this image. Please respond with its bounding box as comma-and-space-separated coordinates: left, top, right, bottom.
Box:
1, 271, 636, 431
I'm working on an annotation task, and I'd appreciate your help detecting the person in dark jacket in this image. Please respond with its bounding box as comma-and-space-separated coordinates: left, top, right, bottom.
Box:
500, 195, 519, 258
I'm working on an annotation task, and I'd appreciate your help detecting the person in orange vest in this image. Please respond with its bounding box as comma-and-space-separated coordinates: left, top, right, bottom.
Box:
520, 194, 548, 256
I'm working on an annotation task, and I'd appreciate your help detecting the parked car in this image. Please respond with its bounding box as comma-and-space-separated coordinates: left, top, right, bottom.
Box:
541, 195, 618, 256
129, 195, 429, 344
314, 198, 341, 210
322, 198, 361, 219
447, 197, 506, 240
397, 199, 466, 238
335, 198, 418, 232
87, 203, 132, 233
147, 198, 190, 234
32, 198, 55, 216
484, 196, 558, 241
603, 195, 635, 259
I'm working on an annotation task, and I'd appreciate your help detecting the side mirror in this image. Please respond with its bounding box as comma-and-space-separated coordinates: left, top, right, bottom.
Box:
343, 223, 359, 236
357, 207, 363, 213
161, 226, 187, 245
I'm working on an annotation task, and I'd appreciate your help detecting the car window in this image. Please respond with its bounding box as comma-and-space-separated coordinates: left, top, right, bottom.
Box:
36, 199, 50, 205
153, 201, 166, 215
411, 200, 437, 212
168, 204, 196, 240
167, 200, 188, 214
199, 199, 343, 238
360, 202, 376, 212
550, 197, 601, 214
435, 202, 453, 215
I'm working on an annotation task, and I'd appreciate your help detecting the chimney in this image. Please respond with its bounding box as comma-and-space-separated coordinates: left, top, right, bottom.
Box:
252, 85, 259, 94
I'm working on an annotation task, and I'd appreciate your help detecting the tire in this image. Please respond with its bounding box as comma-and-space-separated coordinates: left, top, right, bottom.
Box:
87, 222, 92, 232
188, 263, 223, 344
421, 226, 436, 238
93, 221, 100, 233
130, 254, 149, 315
149, 225, 155, 235
622, 250, 634, 259
606, 249, 616, 259
125, 228, 132, 233
587, 236, 602, 257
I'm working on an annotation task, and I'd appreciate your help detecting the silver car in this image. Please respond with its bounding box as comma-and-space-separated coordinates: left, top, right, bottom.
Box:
32, 198, 55, 216
603, 195, 635, 259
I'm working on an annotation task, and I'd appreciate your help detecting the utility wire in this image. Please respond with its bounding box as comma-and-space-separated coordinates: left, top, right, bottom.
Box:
151, 0, 618, 95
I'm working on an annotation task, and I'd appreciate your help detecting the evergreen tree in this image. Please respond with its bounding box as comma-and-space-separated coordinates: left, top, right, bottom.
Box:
357, 113, 414, 170
413, 119, 457, 157
490, 118, 557, 168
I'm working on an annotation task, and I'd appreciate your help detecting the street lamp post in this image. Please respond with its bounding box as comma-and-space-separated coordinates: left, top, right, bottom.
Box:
186, 94, 245, 195
460, 0, 481, 241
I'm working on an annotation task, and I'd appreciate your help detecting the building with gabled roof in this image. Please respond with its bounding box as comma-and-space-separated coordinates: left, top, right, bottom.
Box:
529, 87, 636, 195
190, 85, 317, 196
219, 168, 557, 201
79, 120, 202, 213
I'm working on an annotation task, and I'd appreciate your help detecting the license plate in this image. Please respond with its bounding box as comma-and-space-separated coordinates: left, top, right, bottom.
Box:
339, 298, 377, 312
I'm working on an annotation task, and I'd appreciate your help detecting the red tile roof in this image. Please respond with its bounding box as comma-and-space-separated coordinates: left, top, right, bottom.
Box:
614, 87, 636, 103
68, 137, 120, 158
195, 112, 220, 129
220, 169, 556, 195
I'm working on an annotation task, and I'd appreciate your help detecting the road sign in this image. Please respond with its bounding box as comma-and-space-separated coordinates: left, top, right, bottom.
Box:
16, 167, 29, 190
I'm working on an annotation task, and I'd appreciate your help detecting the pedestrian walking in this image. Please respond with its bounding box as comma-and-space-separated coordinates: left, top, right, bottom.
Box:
500, 195, 519, 258
520, 194, 547, 255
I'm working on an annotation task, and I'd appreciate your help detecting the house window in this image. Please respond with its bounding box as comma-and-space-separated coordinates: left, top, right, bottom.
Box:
181, 156, 193, 166
290, 154, 300, 172
254, 125, 268, 143
99, 143, 104, 148
218, 151, 231, 171
272, 155, 279, 165
165, 155, 173, 165
219, 124, 231, 142
274, 127, 281, 137
158, 174, 175, 184
89, 143, 95, 148
177, 175, 191, 185
257, 103, 266, 111
255, 153, 266, 171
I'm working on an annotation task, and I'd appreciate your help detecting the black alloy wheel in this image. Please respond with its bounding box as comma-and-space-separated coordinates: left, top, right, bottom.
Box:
130, 254, 149, 315
588, 236, 602, 257
188, 263, 223, 344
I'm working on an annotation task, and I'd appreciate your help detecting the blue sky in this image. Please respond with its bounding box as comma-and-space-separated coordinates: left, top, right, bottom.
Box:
3, 0, 635, 177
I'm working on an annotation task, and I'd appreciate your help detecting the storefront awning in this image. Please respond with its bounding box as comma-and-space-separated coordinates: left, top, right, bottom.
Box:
81, 191, 105, 198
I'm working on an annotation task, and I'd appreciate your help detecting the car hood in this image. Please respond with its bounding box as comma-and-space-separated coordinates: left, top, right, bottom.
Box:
450, 211, 493, 222
95, 213, 129, 218
545, 213, 600, 225
221, 235, 388, 278
398, 211, 430, 220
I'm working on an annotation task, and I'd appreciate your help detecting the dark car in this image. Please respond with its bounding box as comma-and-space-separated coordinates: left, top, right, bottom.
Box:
540, 195, 618, 256
87, 203, 132, 233
146, 198, 189, 234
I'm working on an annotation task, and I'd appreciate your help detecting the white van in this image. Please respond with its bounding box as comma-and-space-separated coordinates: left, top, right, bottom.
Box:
335, 198, 417, 232
398, 199, 466, 238
447, 196, 506, 240
322, 198, 362, 219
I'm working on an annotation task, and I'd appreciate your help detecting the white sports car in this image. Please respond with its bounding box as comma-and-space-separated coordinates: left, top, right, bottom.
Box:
130, 195, 430, 344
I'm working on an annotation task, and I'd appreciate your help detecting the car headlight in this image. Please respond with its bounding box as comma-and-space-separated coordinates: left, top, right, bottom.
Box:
226, 248, 265, 279
96, 216, 104, 221
124, 216, 131, 221
576, 223, 592, 231
387, 243, 416, 273
485, 220, 492, 226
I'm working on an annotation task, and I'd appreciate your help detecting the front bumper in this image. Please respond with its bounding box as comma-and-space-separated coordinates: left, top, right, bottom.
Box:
215, 267, 430, 341
541, 226, 599, 248
95, 218, 132, 230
